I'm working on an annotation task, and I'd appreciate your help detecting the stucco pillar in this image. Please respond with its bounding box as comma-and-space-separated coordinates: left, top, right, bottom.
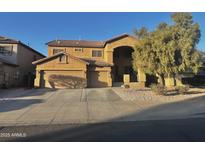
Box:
107, 70, 112, 87
137, 68, 146, 87
83, 70, 87, 88
105, 50, 113, 64
34, 70, 40, 87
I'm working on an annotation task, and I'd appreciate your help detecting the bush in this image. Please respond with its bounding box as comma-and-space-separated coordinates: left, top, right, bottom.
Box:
124, 84, 130, 89
176, 85, 189, 95
150, 84, 167, 95
1, 83, 7, 89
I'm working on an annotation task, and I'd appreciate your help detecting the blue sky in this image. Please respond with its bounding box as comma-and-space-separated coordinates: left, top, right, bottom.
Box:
0, 12, 205, 56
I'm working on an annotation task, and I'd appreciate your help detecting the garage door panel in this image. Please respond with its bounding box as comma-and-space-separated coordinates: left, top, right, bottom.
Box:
41, 70, 86, 89
88, 71, 108, 88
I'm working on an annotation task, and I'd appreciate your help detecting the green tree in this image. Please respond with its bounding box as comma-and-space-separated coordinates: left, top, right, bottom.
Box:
132, 13, 202, 86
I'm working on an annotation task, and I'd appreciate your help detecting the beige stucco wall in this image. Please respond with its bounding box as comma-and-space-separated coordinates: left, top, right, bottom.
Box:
87, 66, 112, 87
104, 36, 138, 64
48, 46, 105, 61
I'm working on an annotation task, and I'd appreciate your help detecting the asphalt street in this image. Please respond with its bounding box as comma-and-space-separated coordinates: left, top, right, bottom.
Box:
1, 117, 205, 141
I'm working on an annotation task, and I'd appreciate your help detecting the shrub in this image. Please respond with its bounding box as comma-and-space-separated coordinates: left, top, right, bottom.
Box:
150, 84, 167, 95
176, 85, 189, 95
124, 84, 130, 89
1, 83, 7, 89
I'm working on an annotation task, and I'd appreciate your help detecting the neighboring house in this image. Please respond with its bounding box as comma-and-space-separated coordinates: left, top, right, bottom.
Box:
0, 36, 45, 88
33, 33, 147, 88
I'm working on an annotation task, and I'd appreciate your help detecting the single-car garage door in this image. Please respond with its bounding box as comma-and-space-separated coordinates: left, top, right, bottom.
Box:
88, 71, 109, 88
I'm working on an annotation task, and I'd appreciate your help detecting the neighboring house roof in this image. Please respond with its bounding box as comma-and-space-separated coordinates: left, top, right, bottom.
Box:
32, 52, 89, 65
0, 58, 18, 67
46, 33, 137, 48
0, 36, 45, 57
80, 58, 113, 67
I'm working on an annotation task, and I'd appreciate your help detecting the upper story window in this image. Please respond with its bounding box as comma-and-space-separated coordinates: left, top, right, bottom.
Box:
75, 48, 83, 52
53, 49, 64, 55
59, 55, 68, 63
0, 46, 13, 56
92, 50, 102, 57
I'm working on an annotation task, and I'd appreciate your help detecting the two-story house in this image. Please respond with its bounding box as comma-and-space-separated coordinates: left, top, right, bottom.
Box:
0, 36, 45, 88
33, 33, 147, 88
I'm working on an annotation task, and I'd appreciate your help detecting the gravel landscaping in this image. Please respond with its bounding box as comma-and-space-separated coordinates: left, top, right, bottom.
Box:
113, 87, 205, 104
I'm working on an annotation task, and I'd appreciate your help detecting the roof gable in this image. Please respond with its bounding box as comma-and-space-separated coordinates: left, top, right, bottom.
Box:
32, 52, 89, 65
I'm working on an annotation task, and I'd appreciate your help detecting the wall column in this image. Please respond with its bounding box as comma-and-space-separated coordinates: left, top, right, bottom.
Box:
137, 68, 146, 87
105, 50, 113, 64
83, 69, 87, 88
34, 70, 40, 87
107, 68, 112, 87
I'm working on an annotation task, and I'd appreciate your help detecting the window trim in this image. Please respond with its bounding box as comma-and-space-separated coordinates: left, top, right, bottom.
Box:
0, 45, 13, 56
53, 48, 64, 55
59, 55, 68, 64
75, 48, 83, 52
92, 50, 103, 57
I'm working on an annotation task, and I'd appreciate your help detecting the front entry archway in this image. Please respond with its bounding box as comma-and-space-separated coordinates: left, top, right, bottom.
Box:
112, 46, 137, 83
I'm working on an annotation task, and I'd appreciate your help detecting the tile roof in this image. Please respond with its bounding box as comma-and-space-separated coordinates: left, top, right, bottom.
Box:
0, 36, 19, 44
46, 33, 137, 48
0, 36, 45, 57
47, 40, 105, 48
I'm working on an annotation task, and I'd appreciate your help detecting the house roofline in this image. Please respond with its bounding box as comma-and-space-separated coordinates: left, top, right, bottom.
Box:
46, 33, 138, 48
32, 52, 89, 65
0, 37, 45, 57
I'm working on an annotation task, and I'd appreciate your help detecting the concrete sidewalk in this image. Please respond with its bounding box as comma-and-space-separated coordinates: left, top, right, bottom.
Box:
0, 88, 205, 126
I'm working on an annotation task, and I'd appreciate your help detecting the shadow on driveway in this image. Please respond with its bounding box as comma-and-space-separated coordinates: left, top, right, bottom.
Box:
0, 88, 57, 99
0, 99, 43, 112
6, 94, 205, 142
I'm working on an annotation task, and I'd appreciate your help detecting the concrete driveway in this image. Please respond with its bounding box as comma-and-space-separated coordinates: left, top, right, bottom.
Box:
0, 88, 122, 126
0, 88, 205, 126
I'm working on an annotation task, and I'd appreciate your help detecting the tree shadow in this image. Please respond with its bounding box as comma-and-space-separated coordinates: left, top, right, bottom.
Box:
48, 75, 86, 89
10, 94, 205, 142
